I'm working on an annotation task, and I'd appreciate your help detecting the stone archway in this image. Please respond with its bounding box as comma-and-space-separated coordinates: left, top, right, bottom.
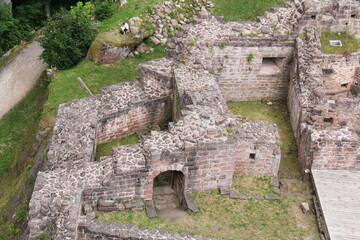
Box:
153, 170, 185, 204
152, 170, 188, 218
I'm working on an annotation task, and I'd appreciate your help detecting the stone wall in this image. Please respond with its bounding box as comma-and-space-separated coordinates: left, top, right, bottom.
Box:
214, 45, 294, 101
298, 126, 360, 172
78, 219, 216, 240
96, 97, 172, 144
321, 53, 360, 93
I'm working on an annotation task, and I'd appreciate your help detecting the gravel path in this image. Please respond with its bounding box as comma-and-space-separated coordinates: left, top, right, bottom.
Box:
0, 41, 47, 118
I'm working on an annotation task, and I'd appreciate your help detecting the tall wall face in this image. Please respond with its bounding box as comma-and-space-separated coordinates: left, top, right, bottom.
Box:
214, 45, 294, 101
96, 97, 172, 144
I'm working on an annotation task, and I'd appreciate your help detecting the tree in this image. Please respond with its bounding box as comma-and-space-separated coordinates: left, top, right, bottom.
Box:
0, 2, 20, 55
38, 2, 95, 70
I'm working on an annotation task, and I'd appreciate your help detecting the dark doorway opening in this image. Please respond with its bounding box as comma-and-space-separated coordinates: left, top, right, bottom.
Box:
152, 171, 188, 218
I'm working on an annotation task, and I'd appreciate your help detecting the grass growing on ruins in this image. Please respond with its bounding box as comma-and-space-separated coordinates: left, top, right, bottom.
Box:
40, 44, 166, 130
0, 73, 49, 239
321, 30, 360, 56
213, 0, 286, 22
232, 175, 277, 195
98, 175, 318, 239
227, 101, 300, 179
95, 134, 139, 161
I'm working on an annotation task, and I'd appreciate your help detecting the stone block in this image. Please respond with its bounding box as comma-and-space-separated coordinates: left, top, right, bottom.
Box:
300, 202, 311, 214
145, 200, 157, 218
124, 199, 144, 210
219, 186, 230, 195
265, 193, 280, 200
184, 191, 199, 213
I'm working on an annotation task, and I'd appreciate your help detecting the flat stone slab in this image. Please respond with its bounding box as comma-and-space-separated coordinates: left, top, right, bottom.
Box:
184, 191, 199, 213
145, 200, 157, 218
219, 186, 230, 195
230, 189, 249, 200
157, 208, 189, 219
124, 199, 144, 210
265, 193, 280, 200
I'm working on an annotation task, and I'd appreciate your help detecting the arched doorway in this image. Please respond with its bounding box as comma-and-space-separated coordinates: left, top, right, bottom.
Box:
152, 170, 187, 218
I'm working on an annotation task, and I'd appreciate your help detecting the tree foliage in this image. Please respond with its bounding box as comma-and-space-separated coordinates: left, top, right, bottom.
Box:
38, 2, 95, 70
14, 0, 47, 35
94, 0, 117, 21
0, 3, 20, 55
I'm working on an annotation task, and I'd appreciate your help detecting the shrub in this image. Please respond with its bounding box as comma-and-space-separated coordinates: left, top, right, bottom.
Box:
14, 1, 47, 34
0, 2, 20, 55
39, 2, 95, 70
94, 0, 116, 21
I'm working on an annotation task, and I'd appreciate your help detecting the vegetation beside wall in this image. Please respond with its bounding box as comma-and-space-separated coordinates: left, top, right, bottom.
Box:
213, 0, 286, 22
321, 30, 360, 56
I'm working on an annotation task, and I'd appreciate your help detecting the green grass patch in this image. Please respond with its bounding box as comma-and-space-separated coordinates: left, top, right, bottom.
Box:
0, 73, 49, 178
0, 73, 49, 239
98, 176, 319, 239
95, 134, 139, 161
321, 30, 360, 56
41, 45, 166, 128
213, 0, 286, 22
97, 0, 165, 33
232, 175, 276, 195
227, 101, 300, 179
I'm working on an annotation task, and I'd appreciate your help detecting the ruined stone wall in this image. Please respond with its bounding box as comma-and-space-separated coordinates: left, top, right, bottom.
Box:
213, 45, 294, 101
78, 219, 216, 240
138, 59, 174, 96
322, 53, 360, 92
311, 128, 360, 170
298, 126, 360, 173
96, 97, 172, 144
299, 0, 360, 33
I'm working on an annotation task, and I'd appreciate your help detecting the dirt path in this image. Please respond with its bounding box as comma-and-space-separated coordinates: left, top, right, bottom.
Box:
0, 41, 47, 118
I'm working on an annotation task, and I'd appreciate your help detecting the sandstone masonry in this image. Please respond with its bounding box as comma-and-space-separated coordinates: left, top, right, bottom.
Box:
28, 0, 360, 239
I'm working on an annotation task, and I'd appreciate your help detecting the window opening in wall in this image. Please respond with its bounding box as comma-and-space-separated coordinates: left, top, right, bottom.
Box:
249, 153, 256, 159
323, 117, 334, 124
311, 15, 316, 20
322, 69, 333, 75
351, 14, 357, 18
341, 83, 348, 88
259, 57, 283, 75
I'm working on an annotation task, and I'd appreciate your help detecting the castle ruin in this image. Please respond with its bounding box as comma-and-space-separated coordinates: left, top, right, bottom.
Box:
28, 0, 360, 239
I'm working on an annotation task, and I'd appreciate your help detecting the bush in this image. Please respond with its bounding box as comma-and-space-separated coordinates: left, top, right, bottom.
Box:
14, 1, 47, 35
94, 0, 117, 21
39, 2, 95, 70
0, 2, 20, 55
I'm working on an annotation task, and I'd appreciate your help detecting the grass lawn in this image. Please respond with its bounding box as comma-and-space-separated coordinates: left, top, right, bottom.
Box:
95, 134, 139, 161
41, 44, 166, 129
213, 0, 286, 22
321, 30, 360, 56
0, 73, 49, 239
227, 101, 300, 179
98, 175, 318, 240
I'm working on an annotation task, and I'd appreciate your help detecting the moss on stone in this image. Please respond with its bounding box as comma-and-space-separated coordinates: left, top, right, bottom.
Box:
88, 30, 154, 64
